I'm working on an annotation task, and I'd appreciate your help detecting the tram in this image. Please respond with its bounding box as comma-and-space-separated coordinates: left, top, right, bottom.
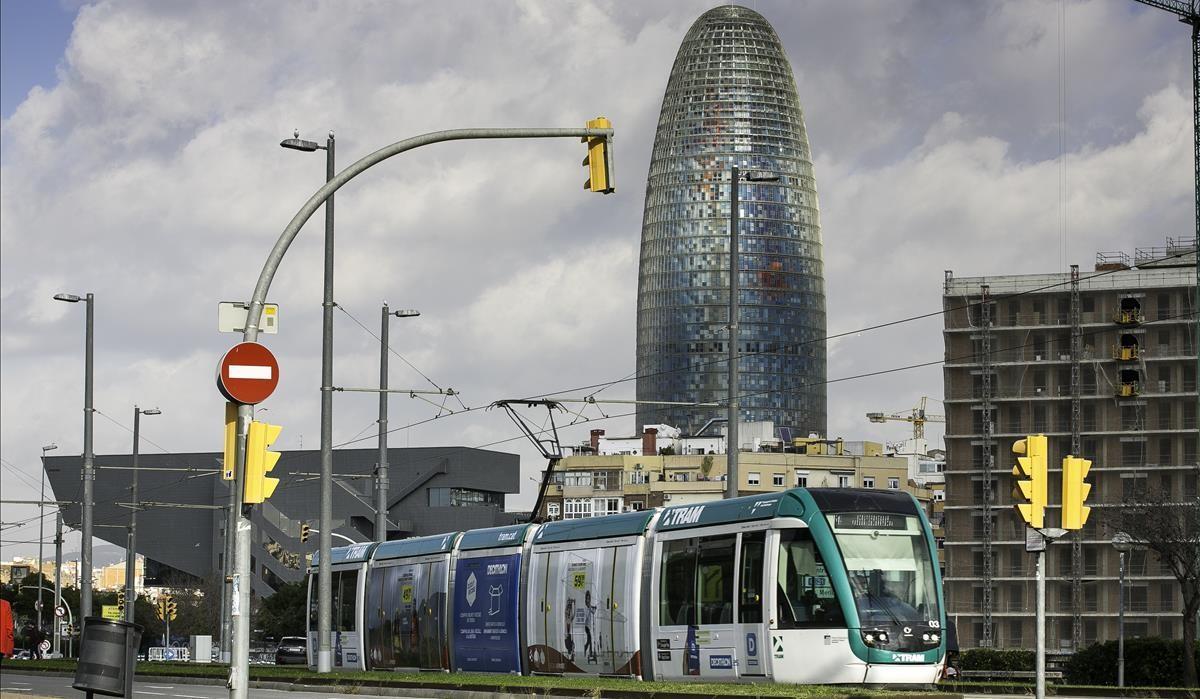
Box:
306, 487, 946, 684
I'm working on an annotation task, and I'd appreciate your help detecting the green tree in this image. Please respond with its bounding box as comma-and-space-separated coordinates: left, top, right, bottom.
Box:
253, 581, 306, 641
1103, 489, 1200, 688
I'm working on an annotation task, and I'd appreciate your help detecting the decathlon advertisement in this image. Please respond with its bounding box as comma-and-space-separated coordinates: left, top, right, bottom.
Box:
452, 553, 522, 672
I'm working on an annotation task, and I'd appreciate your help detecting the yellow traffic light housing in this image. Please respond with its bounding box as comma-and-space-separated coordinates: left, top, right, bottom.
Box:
1012, 435, 1048, 528
222, 402, 237, 481
166, 597, 178, 621
583, 117, 615, 194
300, 522, 311, 543
243, 421, 282, 504
117, 590, 126, 614
1061, 455, 1092, 530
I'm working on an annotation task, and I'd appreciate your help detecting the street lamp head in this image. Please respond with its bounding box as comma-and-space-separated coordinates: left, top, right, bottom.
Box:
53, 293, 82, 303
392, 309, 421, 318
1111, 531, 1134, 552
141, 408, 162, 416
42, 444, 58, 453
744, 172, 781, 183
280, 136, 321, 152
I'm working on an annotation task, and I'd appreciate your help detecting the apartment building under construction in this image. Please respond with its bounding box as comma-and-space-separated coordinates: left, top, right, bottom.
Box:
941, 236, 1197, 650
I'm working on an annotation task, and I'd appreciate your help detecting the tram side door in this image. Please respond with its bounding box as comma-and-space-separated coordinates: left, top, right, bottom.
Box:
605, 544, 640, 676
736, 530, 767, 678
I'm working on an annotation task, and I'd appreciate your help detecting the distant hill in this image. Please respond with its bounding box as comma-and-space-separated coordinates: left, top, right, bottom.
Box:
59, 543, 126, 567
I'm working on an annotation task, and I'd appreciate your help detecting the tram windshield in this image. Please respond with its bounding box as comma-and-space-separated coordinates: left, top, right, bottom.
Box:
826, 512, 939, 627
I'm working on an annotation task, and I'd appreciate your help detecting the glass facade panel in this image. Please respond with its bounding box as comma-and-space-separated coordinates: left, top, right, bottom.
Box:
635, 6, 827, 436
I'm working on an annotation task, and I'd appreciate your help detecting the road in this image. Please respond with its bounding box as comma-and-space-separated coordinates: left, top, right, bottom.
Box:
0, 672, 441, 699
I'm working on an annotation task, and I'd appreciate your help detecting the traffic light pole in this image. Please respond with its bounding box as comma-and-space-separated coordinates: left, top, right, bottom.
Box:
1036, 546, 1046, 699
230, 125, 615, 696
230, 404, 251, 699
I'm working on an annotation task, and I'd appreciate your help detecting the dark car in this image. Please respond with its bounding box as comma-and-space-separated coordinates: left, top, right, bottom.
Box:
274, 636, 307, 665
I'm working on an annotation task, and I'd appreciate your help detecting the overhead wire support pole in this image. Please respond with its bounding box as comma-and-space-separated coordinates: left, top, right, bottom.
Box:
980, 284, 995, 648
233, 125, 615, 696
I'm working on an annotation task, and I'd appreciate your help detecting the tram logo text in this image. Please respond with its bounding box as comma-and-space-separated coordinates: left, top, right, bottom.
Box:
662, 505, 705, 527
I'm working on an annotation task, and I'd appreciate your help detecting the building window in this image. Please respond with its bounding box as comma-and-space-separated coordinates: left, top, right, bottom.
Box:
862, 476, 875, 489
794, 470, 808, 487
628, 501, 644, 512
837, 474, 852, 488
772, 473, 784, 487
888, 478, 900, 490
427, 487, 504, 507
747, 472, 760, 486
564, 498, 592, 519
934, 490, 946, 502
629, 470, 649, 485
546, 502, 560, 519
593, 470, 620, 491
593, 497, 621, 517
563, 472, 593, 487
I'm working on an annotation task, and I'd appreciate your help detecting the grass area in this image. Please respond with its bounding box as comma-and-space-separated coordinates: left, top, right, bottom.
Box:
8, 659, 944, 697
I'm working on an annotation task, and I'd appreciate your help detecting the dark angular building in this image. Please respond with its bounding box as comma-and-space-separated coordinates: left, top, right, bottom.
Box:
46, 446, 519, 596
635, 5, 827, 437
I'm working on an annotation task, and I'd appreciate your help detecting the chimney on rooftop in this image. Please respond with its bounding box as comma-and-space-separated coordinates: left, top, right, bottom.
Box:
643, 427, 658, 456
590, 429, 605, 452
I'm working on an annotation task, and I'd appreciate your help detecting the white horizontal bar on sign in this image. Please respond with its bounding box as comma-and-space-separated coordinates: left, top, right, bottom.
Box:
228, 365, 272, 380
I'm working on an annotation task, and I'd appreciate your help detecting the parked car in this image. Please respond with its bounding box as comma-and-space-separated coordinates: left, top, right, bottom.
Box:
274, 636, 307, 665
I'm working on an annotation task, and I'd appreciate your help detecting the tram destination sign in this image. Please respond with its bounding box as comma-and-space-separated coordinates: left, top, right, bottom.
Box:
833, 512, 908, 530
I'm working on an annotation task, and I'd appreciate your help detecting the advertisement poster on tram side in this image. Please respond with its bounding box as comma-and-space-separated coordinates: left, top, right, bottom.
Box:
452, 553, 521, 673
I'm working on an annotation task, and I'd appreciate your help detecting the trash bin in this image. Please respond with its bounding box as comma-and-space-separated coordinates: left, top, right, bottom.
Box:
73, 616, 143, 698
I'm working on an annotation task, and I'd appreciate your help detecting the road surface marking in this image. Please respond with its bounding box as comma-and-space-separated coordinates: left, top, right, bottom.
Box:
2, 688, 32, 691
171, 694, 207, 698
136, 692, 168, 696
146, 686, 175, 689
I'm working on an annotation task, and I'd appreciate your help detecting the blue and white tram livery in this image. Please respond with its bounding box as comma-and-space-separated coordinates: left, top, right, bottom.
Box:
306, 487, 945, 685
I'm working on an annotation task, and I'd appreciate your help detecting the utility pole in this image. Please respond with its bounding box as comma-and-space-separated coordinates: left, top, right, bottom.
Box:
54, 291, 95, 620
38, 444, 57, 639
125, 406, 160, 622
378, 305, 420, 543
281, 129, 335, 673
53, 511, 62, 657
726, 165, 740, 499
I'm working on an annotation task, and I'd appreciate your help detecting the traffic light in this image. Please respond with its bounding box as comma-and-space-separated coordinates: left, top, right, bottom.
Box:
582, 116, 615, 194
1012, 435, 1048, 529
243, 420, 282, 504
1061, 455, 1093, 530
222, 402, 237, 481
155, 598, 166, 620
300, 522, 311, 543
165, 597, 177, 621
116, 590, 126, 614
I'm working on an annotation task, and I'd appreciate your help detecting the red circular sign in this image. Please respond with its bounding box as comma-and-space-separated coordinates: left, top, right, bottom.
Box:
216, 342, 280, 405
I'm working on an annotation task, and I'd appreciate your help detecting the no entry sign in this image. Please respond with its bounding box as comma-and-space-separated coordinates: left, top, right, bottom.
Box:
217, 342, 280, 405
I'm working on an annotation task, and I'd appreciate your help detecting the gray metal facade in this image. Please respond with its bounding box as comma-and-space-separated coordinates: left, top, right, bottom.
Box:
635, 4, 827, 436
45, 446, 519, 596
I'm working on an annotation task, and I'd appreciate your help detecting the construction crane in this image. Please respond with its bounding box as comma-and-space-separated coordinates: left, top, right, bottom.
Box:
866, 396, 945, 441
1134, 1, 1199, 239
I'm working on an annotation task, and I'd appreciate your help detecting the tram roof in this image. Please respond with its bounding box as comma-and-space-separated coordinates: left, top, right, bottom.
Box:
654, 490, 802, 532
372, 532, 459, 562
805, 487, 920, 515
309, 541, 377, 567
457, 522, 535, 551
533, 510, 655, 545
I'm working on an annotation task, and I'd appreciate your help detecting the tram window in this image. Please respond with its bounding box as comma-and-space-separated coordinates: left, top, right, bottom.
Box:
660, 539, 697, 625
777, 529, 844, 628
698, 536, 736, 624
336, 570, 358, 631
739, 531, 765, 623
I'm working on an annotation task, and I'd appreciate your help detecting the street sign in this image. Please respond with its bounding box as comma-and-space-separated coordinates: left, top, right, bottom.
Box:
101, 605, 121, 620
39, 640, 51, 653
54, 605, 66, 618
216, 342, 280, 405
218, 301, 279, 334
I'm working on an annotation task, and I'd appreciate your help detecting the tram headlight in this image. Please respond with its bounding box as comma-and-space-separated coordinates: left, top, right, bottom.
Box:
931, 633, 940, 644
877, 631, 889, 643
922, 633, 930, 642
863, 632, 875, 645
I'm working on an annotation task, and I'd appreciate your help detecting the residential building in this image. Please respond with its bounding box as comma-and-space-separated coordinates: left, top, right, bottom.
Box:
942, 237, 1197, 650
635, 4, 827, 437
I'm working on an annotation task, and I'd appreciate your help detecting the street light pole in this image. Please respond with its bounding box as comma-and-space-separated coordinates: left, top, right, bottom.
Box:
280, 129, 336, 673
38, 444, 57, 640
53, 511, 63, 657
1112, 531, 1133, 687
725, 166, 778, 500
377, 305, 419, 543
125, 407, 160, 622
54, 292, 94, 620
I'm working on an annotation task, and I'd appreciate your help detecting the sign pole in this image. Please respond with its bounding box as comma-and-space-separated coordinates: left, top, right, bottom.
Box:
1036, 544, 1045, 699
230, 404, 251, 699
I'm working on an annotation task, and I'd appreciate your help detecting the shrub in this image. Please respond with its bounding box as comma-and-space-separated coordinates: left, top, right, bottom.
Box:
1064, 637, 1200, 687
960, 647, 1035, 672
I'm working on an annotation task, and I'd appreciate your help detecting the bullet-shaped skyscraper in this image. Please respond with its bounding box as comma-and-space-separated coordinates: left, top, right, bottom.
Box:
636, 5, 827, 437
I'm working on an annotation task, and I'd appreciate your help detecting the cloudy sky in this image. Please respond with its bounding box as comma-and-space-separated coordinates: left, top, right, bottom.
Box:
1, 0, 1191, 560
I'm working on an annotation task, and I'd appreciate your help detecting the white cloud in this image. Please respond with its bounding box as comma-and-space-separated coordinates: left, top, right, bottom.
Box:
0, 0, 1191, 558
